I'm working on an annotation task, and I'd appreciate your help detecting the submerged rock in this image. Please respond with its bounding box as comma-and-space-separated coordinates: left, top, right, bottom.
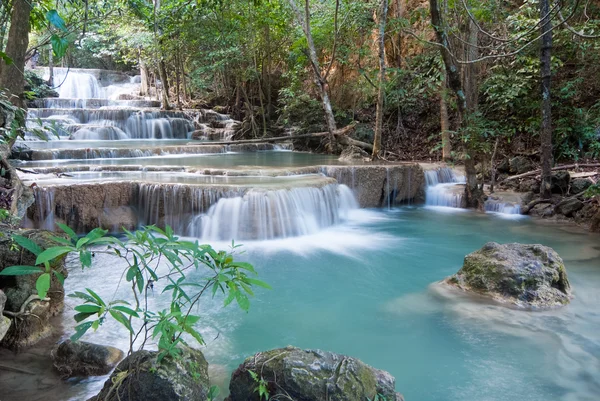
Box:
445, 242, 571, 309
89, 346, 209, 401
227, 346, 404, 401
52, 339, 125, 378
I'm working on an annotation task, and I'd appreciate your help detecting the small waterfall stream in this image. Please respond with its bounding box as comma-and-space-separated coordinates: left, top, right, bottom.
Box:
424, 167, 466, 208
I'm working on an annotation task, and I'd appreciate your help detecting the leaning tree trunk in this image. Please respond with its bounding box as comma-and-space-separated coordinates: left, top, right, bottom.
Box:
288, 0, 338, 150
429, 0, 483, 209
540, 0, 553, 199
0, 0, 33, 107
372, 0, 388, 159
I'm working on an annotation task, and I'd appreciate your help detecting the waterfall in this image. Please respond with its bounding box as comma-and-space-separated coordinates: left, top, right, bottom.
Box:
484, 200, 522, 215
424, 167, 466, 208
188, 184, 358, 241
54, 70, 103, 99
31, 187, 56, 230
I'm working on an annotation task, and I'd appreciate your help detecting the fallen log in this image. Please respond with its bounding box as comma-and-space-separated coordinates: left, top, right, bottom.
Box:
503, 163, 600, 181
187, 123, 374, 152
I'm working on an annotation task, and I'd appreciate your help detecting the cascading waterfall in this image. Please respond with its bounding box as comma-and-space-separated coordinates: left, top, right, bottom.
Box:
424, 168, 466, 208
137, 182, 358, 240
188, 184, 358, 240
484, 200, 522, 215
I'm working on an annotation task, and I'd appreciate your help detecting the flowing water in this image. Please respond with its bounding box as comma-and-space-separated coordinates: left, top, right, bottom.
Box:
36, 207, 598, 401
6, 69, 598, 401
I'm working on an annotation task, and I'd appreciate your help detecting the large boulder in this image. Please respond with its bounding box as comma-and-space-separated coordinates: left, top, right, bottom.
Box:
227, 346, 403, 401
51, 339, 125, 378
444, 242, 571, 309
509, 156, 533, 174
555, 198, 584, 217
570, 178, 592, 195
89, 346, 209, 401
0, 229, 68, 349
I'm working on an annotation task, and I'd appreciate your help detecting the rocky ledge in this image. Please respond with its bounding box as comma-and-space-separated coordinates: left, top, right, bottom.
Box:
444, 242, 571, 309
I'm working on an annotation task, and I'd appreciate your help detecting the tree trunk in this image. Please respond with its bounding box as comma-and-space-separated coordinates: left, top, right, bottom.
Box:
463, 19, 479, 111
430, 0, 482, 209
0, 0, 32, 107
540, 0, 553, 199
288, 0, 338, 150
158, 59, 171, 110
440, 67, 451, 161
175, 52, 182, 109
48, 46, 54, 87
372, 0, 388, 159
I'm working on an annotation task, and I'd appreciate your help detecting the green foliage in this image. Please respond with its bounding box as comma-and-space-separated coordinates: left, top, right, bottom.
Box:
584, 184, 600, 199
367, 394, 388, 401
249, 369, 270, 400
0, 91, 27, 144
2, 224, 269, 362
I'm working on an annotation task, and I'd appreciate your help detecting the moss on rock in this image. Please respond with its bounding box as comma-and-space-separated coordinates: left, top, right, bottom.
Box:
445, 242, 571, 309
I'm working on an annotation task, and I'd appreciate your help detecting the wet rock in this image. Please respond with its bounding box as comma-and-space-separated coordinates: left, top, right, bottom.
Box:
509, 156, 533, 174
0, 290, 10, 342
591, 211, 600, 232
322, 165, 424, 207
497, 158, 510, 173
89, 346, 209, 401
338, 145, 369, 161
0, 229, 68, 349
518, 179, 540, 194
570, 179, 592, 195
555, 198, 584, 217
100, 206, 138, 232
227, 346, 403, 401
445, 242, 571, 309
551, 171, 570, 195
52, 340, 125, 378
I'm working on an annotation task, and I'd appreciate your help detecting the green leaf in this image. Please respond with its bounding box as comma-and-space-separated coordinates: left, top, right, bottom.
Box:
0, 265, 43, 276
68, 291, 96, 303
46, 10, 68, 31
112, 305, 139, 317
53, 269, 65, 285
110, 310, 134, 333
79, 250, 92, 268
235, 291, 250, 311
57, 223, 77, 241
0, 51, 12, 65
85, 288, 106, 307
73, 312, 95, 323
223, 289, 236, 307
74, 304, 102, 313
244, 278, 272, 289
71, 321, 94, 341
50, 34, 69, 59
36, 273, 51, 299
35, 246, 74, 265
12, 234, 43, 256
50, 236, 74, 246
231, 262, 256, 274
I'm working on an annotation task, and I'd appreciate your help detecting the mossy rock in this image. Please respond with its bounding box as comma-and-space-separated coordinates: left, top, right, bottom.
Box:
445, 242, 571, 309
227, 346, 403, 401
89, 346, 210, 401
52, 340, 125, 378
0, 228, 69, 349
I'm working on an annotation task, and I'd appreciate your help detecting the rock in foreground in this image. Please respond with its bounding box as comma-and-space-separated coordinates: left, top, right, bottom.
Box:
227, 346, 403, 401
445, 242, 571, 309
88, 346, 209, 401
52, 339, 124, 378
